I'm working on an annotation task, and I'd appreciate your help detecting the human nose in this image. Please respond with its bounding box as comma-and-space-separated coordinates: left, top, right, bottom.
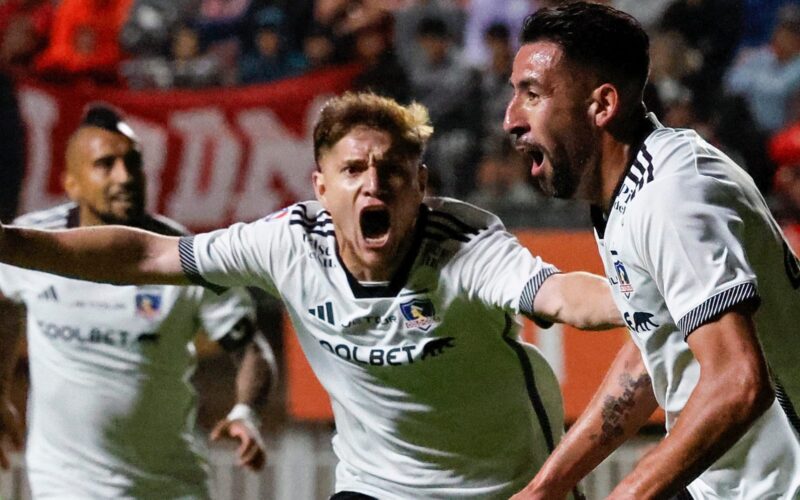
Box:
363, 165, 386, 196
110, 157, 134, 184
504, 94, 529, 138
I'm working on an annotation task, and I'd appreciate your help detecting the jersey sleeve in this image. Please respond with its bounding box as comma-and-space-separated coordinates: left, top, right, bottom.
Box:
628, 175, 759, 338
456, 221, 559, 320
198, 286, 258, 351
179, 216, 289, 296
0, 263, 27, 303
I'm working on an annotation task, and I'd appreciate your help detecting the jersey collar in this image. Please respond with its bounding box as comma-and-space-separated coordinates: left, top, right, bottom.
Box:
337, 204, 428, 299
591, 113, 660, 238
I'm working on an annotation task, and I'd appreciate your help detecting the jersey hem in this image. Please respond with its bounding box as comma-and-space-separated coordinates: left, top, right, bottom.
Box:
677, 282, 760, 339
178, 236, 228, 295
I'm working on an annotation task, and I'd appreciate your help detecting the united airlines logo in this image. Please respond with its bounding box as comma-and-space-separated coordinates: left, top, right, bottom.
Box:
37, 286, 58, 302
135, 293, 162, 320
400, 298, 440, 331
309, 301, 335, 325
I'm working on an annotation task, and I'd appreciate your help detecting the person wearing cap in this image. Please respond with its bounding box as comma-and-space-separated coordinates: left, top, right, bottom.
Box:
0, 104, 277, 499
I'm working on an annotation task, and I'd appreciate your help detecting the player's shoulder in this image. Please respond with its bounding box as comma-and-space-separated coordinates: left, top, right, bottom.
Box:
423, 197, 501, 241
13, 202, 76, 229
263, 200, 334, 239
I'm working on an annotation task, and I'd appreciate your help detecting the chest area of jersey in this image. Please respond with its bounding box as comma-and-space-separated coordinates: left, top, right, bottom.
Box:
22, 276, 189, 349
597, 236, 673, 338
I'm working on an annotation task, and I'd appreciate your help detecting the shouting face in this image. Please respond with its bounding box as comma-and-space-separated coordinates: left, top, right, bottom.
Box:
313, 126, 427, 281
504, 41, 600, 200
63, 126, 146, 226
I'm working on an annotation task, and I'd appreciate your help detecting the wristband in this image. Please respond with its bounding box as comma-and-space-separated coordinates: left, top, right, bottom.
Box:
226, 403, 262, 429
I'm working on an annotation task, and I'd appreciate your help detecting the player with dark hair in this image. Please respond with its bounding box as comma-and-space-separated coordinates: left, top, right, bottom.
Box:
0, 92, 621, 499
0, 104, 276, 499
504, 2, 800, 498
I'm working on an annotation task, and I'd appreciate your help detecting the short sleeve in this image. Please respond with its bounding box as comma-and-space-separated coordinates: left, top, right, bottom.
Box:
457, 223, 559, 318
628, 175, 759, 338
0, 263, 27, 303
179, 217, 287, 296
199, 286, 257, 346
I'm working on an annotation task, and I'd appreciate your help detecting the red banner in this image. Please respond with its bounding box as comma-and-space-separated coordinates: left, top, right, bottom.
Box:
16, 65, 359, 232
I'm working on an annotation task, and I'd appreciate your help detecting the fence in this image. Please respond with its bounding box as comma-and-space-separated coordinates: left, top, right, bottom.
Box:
0, 425, 658, 500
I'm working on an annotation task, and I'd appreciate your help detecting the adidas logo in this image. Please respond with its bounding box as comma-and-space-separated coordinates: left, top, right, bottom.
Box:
37, 286, 58, 302
308, 302, 335, 325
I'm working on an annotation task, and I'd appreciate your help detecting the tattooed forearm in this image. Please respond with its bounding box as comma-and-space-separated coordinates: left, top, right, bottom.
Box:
591, 370, 652, 446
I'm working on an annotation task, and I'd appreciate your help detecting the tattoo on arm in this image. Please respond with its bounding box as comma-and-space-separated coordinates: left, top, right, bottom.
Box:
591, 370, 652, 446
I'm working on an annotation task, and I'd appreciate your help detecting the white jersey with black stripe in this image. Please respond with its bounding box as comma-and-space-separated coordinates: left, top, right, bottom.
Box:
181, 197, 562, 499
0, 203, 256, 500
593, 115, 800, 498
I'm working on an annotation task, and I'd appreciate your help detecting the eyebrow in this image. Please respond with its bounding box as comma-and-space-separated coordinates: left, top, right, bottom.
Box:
509, 76, 542, 91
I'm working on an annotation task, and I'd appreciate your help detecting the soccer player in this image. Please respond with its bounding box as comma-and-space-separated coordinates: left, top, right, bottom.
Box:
0, 105, 276, 499
504, 3, 800, 498
0, 92, 621, 499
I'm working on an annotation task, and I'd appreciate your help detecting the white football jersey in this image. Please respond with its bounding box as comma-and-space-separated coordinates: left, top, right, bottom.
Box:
181, 197, 562, 499
0, 203, 255, 500
593, 115, 800, 498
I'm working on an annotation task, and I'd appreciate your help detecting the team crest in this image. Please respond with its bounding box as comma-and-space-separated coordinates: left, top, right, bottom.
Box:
135, 293, 162, 320
614, 260, 634, 298
400, 298, 440, 331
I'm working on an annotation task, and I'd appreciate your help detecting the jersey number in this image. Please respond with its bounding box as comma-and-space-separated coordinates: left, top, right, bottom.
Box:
784, 241, 800, 290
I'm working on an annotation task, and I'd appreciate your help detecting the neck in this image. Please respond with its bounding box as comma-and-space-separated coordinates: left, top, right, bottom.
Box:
598, 114, 653, 212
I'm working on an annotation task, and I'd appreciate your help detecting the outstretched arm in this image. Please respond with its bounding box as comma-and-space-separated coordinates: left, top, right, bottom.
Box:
211, 328, 278, 471
607, 306, 773, 499
513, 340, 657, 499
0, 225, 186, 286
533, 272, 623, 330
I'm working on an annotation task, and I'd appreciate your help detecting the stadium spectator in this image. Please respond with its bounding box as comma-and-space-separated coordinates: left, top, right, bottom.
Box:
505, 3, 800, 498
121, 24, 226, 89
768, 116, 800, 251
302, 23, 338, 70
34, 0, 134, 83
352, 19, 410, 103
409, 15, 481, 196
393, 0, 466, 70
725, 2, 800, 133
461, 0, 535, 68
479, 22, 514, 142
467, 137, 589, 229
238, 6, 307, 85
660, 0, 744, 119
0, 104, 276, 498
0, 92, 625, 499
0, 0, 53, 72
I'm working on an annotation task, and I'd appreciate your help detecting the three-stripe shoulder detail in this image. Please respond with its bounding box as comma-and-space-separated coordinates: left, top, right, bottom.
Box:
178, 236, 228, 295
288, 205, 335, 237
423, 210, 482, 243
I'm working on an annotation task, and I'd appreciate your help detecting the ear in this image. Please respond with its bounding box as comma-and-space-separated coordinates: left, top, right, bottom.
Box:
312, 169, 327, 205
418, 163, 429, 195
62, 170, 80, 202
588, 83, 619, 128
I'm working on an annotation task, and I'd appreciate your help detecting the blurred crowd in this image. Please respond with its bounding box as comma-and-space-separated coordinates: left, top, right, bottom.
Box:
1, 0, 800, 239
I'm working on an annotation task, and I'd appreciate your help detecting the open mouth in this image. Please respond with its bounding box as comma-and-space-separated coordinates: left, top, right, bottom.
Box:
360, 206, 391, 242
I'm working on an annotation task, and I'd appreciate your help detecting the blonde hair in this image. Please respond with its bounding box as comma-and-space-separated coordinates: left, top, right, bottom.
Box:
313, 92, 433, 165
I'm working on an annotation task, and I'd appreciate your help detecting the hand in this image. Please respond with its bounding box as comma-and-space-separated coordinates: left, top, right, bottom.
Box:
210, 418, 266, 471
0, 397, 23, 469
